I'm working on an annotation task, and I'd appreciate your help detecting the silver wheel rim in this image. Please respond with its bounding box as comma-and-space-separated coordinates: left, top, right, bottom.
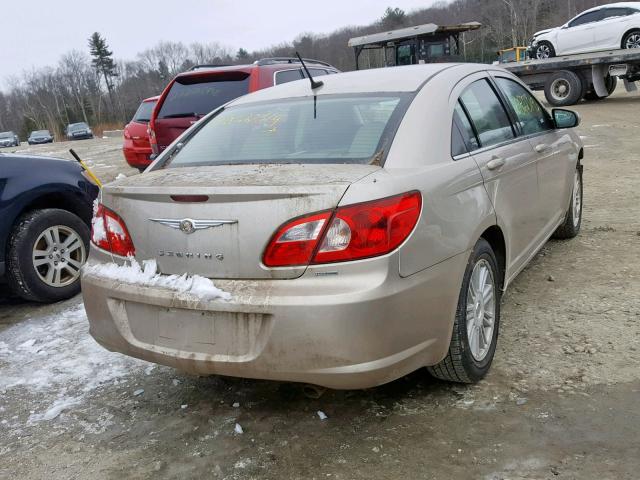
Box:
466, 259, 496, 362
536, 44, 551, 59
551, 78, 571, 100
625, 33, 640, 49
572, 171, 582, 228
32, 225, 86, 288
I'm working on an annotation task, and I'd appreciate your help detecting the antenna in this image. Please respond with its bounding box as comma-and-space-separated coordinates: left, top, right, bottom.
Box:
295, 52, 324, 90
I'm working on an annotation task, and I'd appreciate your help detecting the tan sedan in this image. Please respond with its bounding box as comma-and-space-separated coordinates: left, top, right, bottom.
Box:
82, 64, 583, 389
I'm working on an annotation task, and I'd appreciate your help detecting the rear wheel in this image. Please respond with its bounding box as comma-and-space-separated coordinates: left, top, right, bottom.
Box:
553, 166, 583, 239
535, 41, 556, 59
6, 209, 89, 302
544, 70, 585, 107
622, 30, 640, 49
428, 239, 501, 383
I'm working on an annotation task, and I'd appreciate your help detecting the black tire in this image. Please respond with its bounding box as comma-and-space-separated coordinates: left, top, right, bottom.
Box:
6, 209, 90, 303
544, 70, 585, 107
428, 238, 502, 383
535, 41, 556, 59
622, 29, 640, 49
584, 76, 618, 101
553, 165, 583, 239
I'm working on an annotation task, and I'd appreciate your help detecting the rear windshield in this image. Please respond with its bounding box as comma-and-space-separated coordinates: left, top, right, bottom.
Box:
164, 94, 410, 168
157, 74, 250, 119
0, 132, 13, 138
133, 100, 157, 122
68, 123, 89, 131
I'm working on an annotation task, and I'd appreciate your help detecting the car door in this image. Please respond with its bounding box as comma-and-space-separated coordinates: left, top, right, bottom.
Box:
596, 7, 635, 49
492, 75, 576, 239
454, 76, 542, 275
556, 10, 604, 54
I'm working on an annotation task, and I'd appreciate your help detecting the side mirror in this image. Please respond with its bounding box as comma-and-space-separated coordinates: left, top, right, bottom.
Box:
553, 108, 580, 129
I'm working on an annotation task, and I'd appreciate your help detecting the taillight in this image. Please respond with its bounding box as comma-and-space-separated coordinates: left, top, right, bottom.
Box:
262, 191, 422, 268
123, 127, 131, 140
91, 204, 136, 257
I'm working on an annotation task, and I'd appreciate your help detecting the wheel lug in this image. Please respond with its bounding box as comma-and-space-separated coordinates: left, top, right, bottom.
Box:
54, 261, 58, 266
49, 255, 53, 259
61, 249, 65, 254
53, 247, 57, 251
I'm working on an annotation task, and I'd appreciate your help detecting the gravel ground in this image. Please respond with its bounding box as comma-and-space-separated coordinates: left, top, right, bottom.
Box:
1, 90, 639, 480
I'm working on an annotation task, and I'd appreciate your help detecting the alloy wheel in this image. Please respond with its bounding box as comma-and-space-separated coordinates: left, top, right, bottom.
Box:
625, 33, 640, 49
32, 225, 86, 287
466, 259, 496, 362
536, 44, 551, 59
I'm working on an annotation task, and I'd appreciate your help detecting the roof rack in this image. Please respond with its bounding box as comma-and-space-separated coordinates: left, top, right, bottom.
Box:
189, 64, 232, 71
254, 57, 333, 68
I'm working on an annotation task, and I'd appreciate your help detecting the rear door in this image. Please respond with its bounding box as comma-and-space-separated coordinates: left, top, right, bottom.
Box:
454, 75, 542, 274
154, 71, 251, 152
596, 7, 636, 49
492, 75, 575, 237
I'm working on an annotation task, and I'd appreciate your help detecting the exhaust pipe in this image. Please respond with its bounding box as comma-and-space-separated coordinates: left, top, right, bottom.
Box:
302, 384, 326, 399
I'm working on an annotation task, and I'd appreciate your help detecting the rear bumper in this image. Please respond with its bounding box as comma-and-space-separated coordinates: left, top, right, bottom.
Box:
123, 143, 152, 168
81, 251, 468, 389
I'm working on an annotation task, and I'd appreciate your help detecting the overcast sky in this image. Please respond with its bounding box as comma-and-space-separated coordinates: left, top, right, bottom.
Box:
0, 0, 437, 85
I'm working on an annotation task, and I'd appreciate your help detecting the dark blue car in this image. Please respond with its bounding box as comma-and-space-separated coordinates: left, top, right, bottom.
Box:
0, 153, 99, 302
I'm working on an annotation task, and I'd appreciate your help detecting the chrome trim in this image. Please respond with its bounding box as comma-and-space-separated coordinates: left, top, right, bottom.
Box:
149, 218, 237, 234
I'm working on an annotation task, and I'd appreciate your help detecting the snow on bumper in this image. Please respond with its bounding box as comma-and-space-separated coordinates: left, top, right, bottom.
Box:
81, 252, 467, 389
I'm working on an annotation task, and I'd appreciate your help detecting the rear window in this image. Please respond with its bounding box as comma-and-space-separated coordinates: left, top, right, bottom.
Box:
164, 94, 411, 168
133, 100, 157, 123
158, 73, 250, 119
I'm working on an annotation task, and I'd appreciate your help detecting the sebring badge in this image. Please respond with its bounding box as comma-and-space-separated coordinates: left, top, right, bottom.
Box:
149, 218, 237, 234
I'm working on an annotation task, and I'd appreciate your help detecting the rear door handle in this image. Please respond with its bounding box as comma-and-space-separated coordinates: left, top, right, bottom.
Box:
487, 157, 506, 171
535, 143, 550, 153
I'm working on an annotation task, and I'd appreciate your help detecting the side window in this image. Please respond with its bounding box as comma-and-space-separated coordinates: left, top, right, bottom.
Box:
452, 102, 479, 157
459, 79, 515, 148
495, 78, 554, 136
306, 68, 329, 78
603, 7, 631, 19
275, 69, 304, 85
569, 10, 604, 27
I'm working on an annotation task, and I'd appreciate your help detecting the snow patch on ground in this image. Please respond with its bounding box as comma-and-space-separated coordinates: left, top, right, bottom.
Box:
0, 303, 147, 400
28, 396, 82, 422
83, 257, 231, 301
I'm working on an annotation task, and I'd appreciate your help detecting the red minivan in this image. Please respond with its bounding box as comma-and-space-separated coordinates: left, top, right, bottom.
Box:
149, 58, 338, 155
123, 96, 159, 171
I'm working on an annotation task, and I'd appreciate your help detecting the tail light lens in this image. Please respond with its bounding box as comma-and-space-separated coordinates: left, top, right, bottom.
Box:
91, 204, 136, 257
263, 191, 421, 267
123, 127, 131, 140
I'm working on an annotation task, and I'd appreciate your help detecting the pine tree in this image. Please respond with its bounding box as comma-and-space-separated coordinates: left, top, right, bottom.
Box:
88, 32, 118, 102
236, 48, 249, 62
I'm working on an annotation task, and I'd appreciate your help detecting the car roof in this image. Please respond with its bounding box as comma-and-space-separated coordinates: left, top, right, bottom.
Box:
174, 60, 337, 79
582, 2, 640, 13
230, 63, 481, 105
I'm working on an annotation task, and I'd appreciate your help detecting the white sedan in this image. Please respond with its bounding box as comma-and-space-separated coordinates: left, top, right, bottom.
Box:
531, 2, 640, 59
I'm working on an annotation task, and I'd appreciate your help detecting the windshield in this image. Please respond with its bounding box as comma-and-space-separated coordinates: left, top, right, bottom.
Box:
158, 73, 251, 119
133, 100, 157, 123
0, 132, 13, 138
164, 94, 410, 168
68, 123, 89, 131
31, 130, 50, 136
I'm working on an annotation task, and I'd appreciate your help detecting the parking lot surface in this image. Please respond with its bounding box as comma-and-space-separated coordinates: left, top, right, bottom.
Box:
1, 91, 640, 479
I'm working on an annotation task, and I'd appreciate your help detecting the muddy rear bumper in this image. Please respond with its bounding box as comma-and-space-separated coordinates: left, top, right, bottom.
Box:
81, 252, 467, 389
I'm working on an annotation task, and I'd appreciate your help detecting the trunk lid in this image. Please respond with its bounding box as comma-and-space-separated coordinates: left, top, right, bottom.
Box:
102, 164, 379, 279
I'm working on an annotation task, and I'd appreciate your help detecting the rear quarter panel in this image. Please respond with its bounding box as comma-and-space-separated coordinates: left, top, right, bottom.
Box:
344, 66, 497, 277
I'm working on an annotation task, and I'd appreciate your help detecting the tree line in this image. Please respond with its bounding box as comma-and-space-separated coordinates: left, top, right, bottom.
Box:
0, 0, 609, 139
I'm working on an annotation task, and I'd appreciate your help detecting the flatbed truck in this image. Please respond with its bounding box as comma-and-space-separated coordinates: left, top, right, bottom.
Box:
502, 48, 640, 106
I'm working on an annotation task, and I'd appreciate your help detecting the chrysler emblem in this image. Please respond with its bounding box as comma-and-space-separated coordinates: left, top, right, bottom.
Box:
149, 218, 237, 234
180, 219, 195, 234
